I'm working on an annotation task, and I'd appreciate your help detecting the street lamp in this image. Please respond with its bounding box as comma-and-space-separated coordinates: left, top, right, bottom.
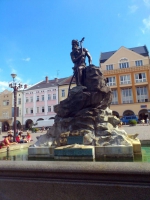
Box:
9, 74, 22, 141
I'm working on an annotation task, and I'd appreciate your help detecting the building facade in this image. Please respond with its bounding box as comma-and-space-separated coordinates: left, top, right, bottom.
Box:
58, 76, 76, 103
0, 90, 13, 131
23, 76, 66, 129
100, 45, 150, 120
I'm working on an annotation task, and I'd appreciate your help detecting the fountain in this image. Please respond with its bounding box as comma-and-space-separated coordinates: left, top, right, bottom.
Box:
28, 38, 142, 161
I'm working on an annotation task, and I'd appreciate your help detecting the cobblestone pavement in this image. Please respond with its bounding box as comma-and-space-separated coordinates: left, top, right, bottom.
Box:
120, 124, 150, 140
0, 125, 150, 143
0, 130, 47, 143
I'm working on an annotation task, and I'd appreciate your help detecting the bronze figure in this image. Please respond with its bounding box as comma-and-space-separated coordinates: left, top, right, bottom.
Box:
70, 38, 92, 86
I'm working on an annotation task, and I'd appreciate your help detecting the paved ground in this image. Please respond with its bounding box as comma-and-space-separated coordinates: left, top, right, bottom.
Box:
120, 124, 150, 140
0, 130, 47, 143
0, 124, 150, 142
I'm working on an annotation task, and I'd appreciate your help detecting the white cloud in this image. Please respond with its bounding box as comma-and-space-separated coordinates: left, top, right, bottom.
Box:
11, 68, 17, 74
140, 28, 145, 34
22, 57, 30, 62
128, 5, 138, 13
0, 81, 10, 92
141, 15, 150, 34
143, 0, 150, 7
143, 16, 150, 29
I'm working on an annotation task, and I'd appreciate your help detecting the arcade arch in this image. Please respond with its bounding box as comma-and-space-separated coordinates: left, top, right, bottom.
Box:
36, 118, 44, 122
138, 109, 148, 121
2, 121, 10, 132
13, 120, 21, 129
123, 110, 135, 116
25, 119, 33, 129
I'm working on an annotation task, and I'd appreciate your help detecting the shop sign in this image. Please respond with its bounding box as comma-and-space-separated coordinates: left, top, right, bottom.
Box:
141, 105, 147, 108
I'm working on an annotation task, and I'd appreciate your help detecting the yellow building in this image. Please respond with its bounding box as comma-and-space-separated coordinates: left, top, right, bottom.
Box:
100, 45, 150, 120
58, 76, 76, 103
0, 90, 13, 131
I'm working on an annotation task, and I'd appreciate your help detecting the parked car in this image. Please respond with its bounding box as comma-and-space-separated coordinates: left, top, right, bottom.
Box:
120, 115, 138, 125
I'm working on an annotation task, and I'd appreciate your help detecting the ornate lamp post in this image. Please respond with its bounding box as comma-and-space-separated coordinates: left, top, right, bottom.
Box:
9, 74, 22, 141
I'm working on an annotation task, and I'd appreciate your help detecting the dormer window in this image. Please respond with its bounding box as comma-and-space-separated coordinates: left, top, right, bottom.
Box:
106, 64, 113, 70
119, 58, 129, 69
135, 60, 143, 66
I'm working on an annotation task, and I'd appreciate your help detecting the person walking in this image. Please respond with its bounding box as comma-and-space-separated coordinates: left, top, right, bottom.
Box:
146, 118, 149, 126
141, 119, 145, 126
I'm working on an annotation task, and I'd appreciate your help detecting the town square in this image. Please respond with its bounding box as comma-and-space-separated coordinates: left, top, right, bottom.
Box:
0, 0, 150, 200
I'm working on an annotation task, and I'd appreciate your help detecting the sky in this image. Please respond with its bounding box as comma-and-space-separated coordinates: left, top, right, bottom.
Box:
0, 0, 150, 92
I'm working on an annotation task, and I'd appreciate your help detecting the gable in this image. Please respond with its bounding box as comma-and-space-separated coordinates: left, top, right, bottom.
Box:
103, 46, 148, 65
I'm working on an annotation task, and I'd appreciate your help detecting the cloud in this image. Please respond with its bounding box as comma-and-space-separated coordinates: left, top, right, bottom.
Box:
11, 68, 17, 74
0, 81, 10, 92
143, 0, 150, 7
22, 57, 30, 62
128, 5, 138, 13
143, 16, 150, 29
141, 15, 150, 33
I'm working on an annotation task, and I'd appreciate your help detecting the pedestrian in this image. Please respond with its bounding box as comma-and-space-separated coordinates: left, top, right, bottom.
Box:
41, 126, 45, 133
146, 118, 149, 126
141, 119, 145, 126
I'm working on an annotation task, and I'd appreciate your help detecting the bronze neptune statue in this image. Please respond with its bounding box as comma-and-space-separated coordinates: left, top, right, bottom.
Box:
70, 38, 92, 86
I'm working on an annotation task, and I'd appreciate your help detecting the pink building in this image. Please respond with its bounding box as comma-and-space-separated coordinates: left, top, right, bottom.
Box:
23, 76, 66, 129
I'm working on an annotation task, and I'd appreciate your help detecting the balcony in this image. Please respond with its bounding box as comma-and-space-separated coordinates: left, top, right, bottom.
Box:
0, 116, 12, 120
135, 78, 146, 83
120, 81, 131, 85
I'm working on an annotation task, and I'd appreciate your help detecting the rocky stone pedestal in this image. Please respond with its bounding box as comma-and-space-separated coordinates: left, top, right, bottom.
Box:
29, 65, 142, 161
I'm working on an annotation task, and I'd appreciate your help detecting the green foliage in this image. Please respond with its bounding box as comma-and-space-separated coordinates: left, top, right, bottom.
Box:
129, 119, 137, 125
30, 127, 39, 133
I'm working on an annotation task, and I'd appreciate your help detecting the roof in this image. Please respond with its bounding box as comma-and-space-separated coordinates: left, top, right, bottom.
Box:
58, 76, 76, 86
100, 45, 149, 63
25, 77, 67, 91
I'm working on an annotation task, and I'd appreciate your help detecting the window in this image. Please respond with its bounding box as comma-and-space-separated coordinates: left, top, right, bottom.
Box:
136, 87, 148, 102
42, 95, 44, 101
135, 73, 146, 83
53, 94, 56, 100
42, 106, 45, 113
106, 64, 113, 70
26, 108, 28, 114
48, 94, 51, 100
111, 90, 118, 104
3, 100, 9, 106
120, 75, 131, 85
48, 106, 51, 112
119, 62, 129, 69
19, 109, 21, 117
37, 107, 39, 113
30, 108, 33, 114
121, 88, 133, 103
3, 112, 8, 117
106, 77, 116, 86
61, 89, 65, 97
18, 98, 21, 105
30, 96, 33, 102
26, 97, 29, 103
135, 60, 143, 66
37, 96, 39, 101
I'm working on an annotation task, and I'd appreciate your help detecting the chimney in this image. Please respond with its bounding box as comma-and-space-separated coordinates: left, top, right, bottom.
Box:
45, 76, 49, 83
24, 84, 27, 89
55, 78, 58, 82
